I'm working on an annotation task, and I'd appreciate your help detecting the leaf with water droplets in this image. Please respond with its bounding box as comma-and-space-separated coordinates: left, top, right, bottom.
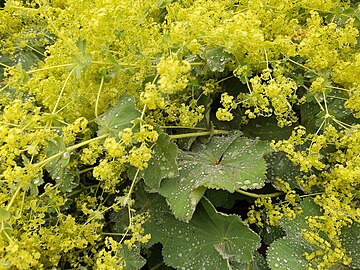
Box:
265, 152, 301, 189
205, 46, 233, 72
158, 134, 271, 221
230, 251, 270, 270
341, 222, 360, 268
243, 115, 295, 141
142, 194, 261, 270
45, 137, 79, 192
119, 245, 146, 270
266, 198, 323, 270
140, 134, 179, 190
96, 94, 141, 138
267, 237, 314, 270
280, 198, 321, 239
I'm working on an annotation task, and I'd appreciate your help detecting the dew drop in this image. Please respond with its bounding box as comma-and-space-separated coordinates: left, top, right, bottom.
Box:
63, 152, 70, 159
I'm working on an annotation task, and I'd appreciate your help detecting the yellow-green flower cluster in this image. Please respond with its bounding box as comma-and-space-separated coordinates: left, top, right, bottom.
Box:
140, 83, 165, 110
246, 179, 301, 227
239, 68, 301, 127
63, 117, 89, 144
216, 92, 237, 121
157, 57, 191, 93
273, 123, 360, 268
123, 212, 151, 249
298, 11, 358, 71
92, 124, 158, 192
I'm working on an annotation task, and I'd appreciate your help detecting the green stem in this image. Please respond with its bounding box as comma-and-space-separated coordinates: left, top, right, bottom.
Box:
26, 44, 46, 57
52, 67, 76, 114
95, 77, 104, 118
0, 84, 9, 92
149, 261, 165, 270
67, 184, 99, 197
169, 129, 229, 139
36, 134, 108, 169
287, 58, 318, 74
217, 75, 234, 84
236, 189, 283, 198
27, 63, 75, 74
0, 62, 10, 68
299, 192, 323, 198
189, 62, 205, 66
125, 169, 140, 205
77, 167, 95, 174
6, 185, 22, 211
161, 125, 208, 130
92, 61, 137, 67
101, 232, 128, 236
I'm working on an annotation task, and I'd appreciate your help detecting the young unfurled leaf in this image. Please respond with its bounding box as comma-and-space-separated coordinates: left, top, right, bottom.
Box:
96, 95, 141, 138
76, 37, 87, 55
16, 64, 30, 84
142, 193, 261, 270
71, 37, 92, 78
158, 134, 271, 221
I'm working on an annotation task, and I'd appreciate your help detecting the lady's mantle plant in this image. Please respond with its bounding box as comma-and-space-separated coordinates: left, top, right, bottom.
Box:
0, 0, 360, 269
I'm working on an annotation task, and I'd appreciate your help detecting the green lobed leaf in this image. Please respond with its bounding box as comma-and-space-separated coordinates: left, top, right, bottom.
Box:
0, 221, 13, 241
242, 115, 296, 141
205, 189, 240, 209
280, 198, 322, 239
96, 94, 141, 138
140, 134, 179, 190
0, 209, 10, 221
341, 222, 360, 269
158, 134, 271, 221
260, 225, 286, 246
145, 243, 175, 270
142, 192, 261, 270
267, 237, 314, 270
120, 245, 146, 270
230, 251, 270, 270
45, 137, 79, 192
266, 198, 323, 270
204, 46, 233, 73
265, 151, 302, 188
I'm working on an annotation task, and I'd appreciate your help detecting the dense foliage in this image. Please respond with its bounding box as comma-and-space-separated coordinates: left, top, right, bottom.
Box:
0, 0, 360, 269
